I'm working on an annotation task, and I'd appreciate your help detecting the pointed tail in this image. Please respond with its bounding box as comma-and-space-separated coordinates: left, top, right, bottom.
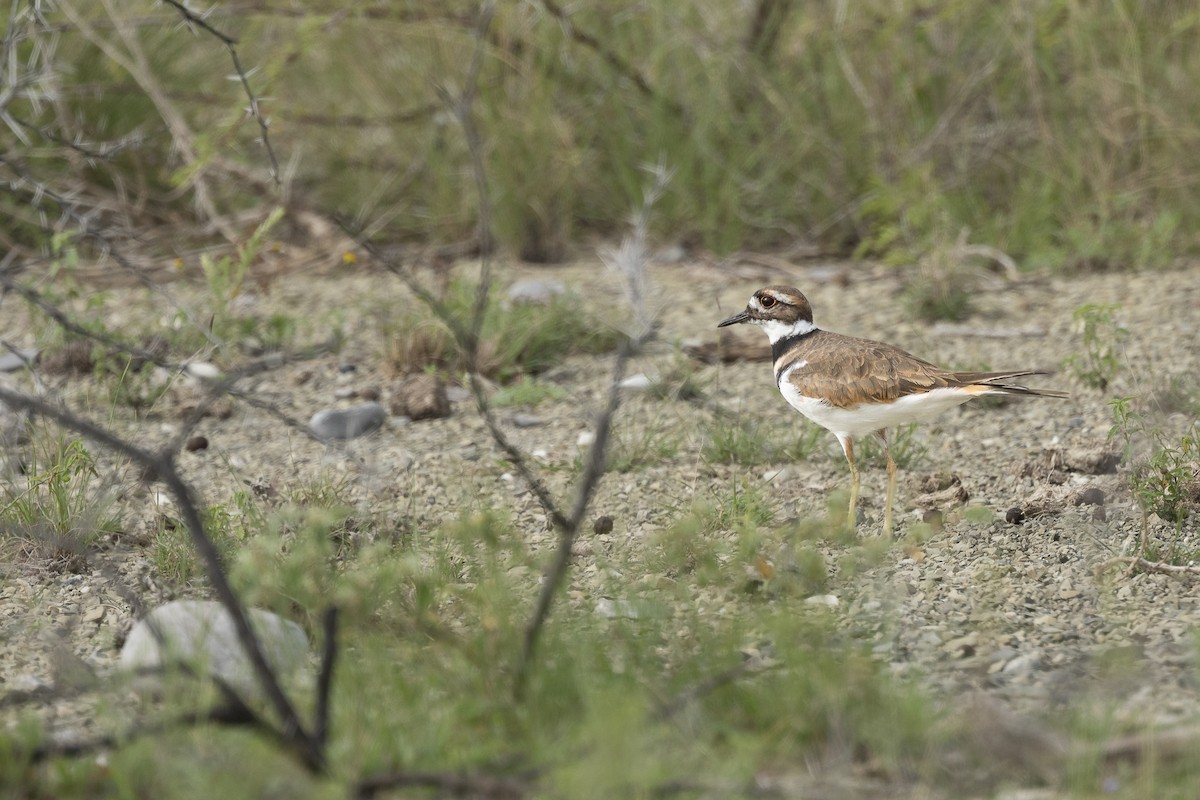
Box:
956, 370, 1070, 399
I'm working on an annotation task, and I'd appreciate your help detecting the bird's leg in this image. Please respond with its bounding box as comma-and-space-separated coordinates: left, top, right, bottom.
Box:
838, 434, 859, 530
878, 430, 897, 537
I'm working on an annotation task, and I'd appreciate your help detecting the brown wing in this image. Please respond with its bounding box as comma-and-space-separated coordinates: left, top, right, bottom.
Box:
785, 331, 961, 408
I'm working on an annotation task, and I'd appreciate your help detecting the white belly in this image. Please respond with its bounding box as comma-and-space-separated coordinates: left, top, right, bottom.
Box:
778, 377, 975, 438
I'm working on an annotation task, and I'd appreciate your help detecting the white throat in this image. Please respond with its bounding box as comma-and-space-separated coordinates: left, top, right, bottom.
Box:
759, 317, 816, 344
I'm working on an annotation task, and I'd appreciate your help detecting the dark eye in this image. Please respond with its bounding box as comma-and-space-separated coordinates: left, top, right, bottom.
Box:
760, 295, 776, 308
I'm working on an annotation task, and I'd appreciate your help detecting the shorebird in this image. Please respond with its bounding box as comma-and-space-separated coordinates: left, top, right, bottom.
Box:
718, 285, 1067, 535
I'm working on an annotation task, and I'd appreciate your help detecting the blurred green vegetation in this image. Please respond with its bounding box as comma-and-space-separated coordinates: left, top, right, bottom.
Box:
6, 1, 1200, 267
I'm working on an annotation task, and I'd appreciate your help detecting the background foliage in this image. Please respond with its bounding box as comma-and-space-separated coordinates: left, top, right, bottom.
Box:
5, 1, 1200, 267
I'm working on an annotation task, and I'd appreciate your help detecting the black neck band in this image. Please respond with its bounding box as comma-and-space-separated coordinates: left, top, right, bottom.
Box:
771, 328, 816, 364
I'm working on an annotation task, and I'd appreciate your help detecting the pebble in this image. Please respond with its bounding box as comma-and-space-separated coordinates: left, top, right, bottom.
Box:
184, 361, 221, 380
577, 431, 596, 447
594, 598, 639, 619
512, 413, 543, 428
507, 278, 566, 304
0, 348, 37, 372
185, 435, 209, 452
309, 402, 387, 440
619, 374, 654, 391
446, 386, 471, 403
1002, 651, 1042, 674
804, 594, 839, 609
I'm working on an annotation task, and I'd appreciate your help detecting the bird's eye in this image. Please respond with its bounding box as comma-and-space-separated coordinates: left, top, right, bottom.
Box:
760, 295, 777, 308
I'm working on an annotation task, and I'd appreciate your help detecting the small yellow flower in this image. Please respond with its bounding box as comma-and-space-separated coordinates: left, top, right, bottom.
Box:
342, 251, 357, 265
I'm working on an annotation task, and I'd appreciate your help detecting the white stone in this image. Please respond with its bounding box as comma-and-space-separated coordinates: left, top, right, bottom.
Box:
507, 278, 566, 305
619, 374, 654, 391
594, 598, 639, 619
120, 600, 309, 698
184, 361, 222, 380
804, 594, 839, 608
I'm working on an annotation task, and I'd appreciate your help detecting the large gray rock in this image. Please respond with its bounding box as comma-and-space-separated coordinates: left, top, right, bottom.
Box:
120, 600, 309, 697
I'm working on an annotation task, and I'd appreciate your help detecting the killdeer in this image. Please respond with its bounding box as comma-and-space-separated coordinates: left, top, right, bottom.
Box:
718, 286, 1067, 535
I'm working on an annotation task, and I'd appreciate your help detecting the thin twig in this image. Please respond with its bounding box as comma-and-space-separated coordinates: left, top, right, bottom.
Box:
538, 0, 681, 116
513, 165, 665, 697
433, 0, 495, 340
159, 0, 282, 188
1098, 556, 1200, 577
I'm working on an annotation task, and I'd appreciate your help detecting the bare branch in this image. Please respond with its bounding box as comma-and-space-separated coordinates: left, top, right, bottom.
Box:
538, 0, 681, 117
1098, 556, 1200, 577
513, 166, 667, 698
159, 0, 282, 188
313, 606, 339, 749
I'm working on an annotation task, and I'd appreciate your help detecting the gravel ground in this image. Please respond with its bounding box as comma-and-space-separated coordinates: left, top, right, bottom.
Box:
2, 257, 1199, 750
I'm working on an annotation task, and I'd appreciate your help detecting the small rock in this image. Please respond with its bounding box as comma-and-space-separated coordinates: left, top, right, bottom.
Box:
508, 278, 566, 305
0, 347, 38, 372
594, 598, 638, 619
360, 385, 381, 402
185, 435, 209, 452
653, 244, 687, 264
333, 386, 357, 399
804, 594, 839, 609
83, 605, 106, 623
942, 633, 978, 658
338, 363, 357, 374
9, 674, 49, 693
184, 361, 222, 380
619, 374, 654, 392
1002, 651, 1042, 674
762, 467, 792, 484
593, 515, 614, 535
119, 600, 309, 699
1005, 507, 1025, 525
389, 373, 450, 421
309, 402, 387, 440
1073, 487, 1106, 506
446, 386, 471, 403
922, 508, 945, 529
577, 431, 596, 447
512, 413, 543, 428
